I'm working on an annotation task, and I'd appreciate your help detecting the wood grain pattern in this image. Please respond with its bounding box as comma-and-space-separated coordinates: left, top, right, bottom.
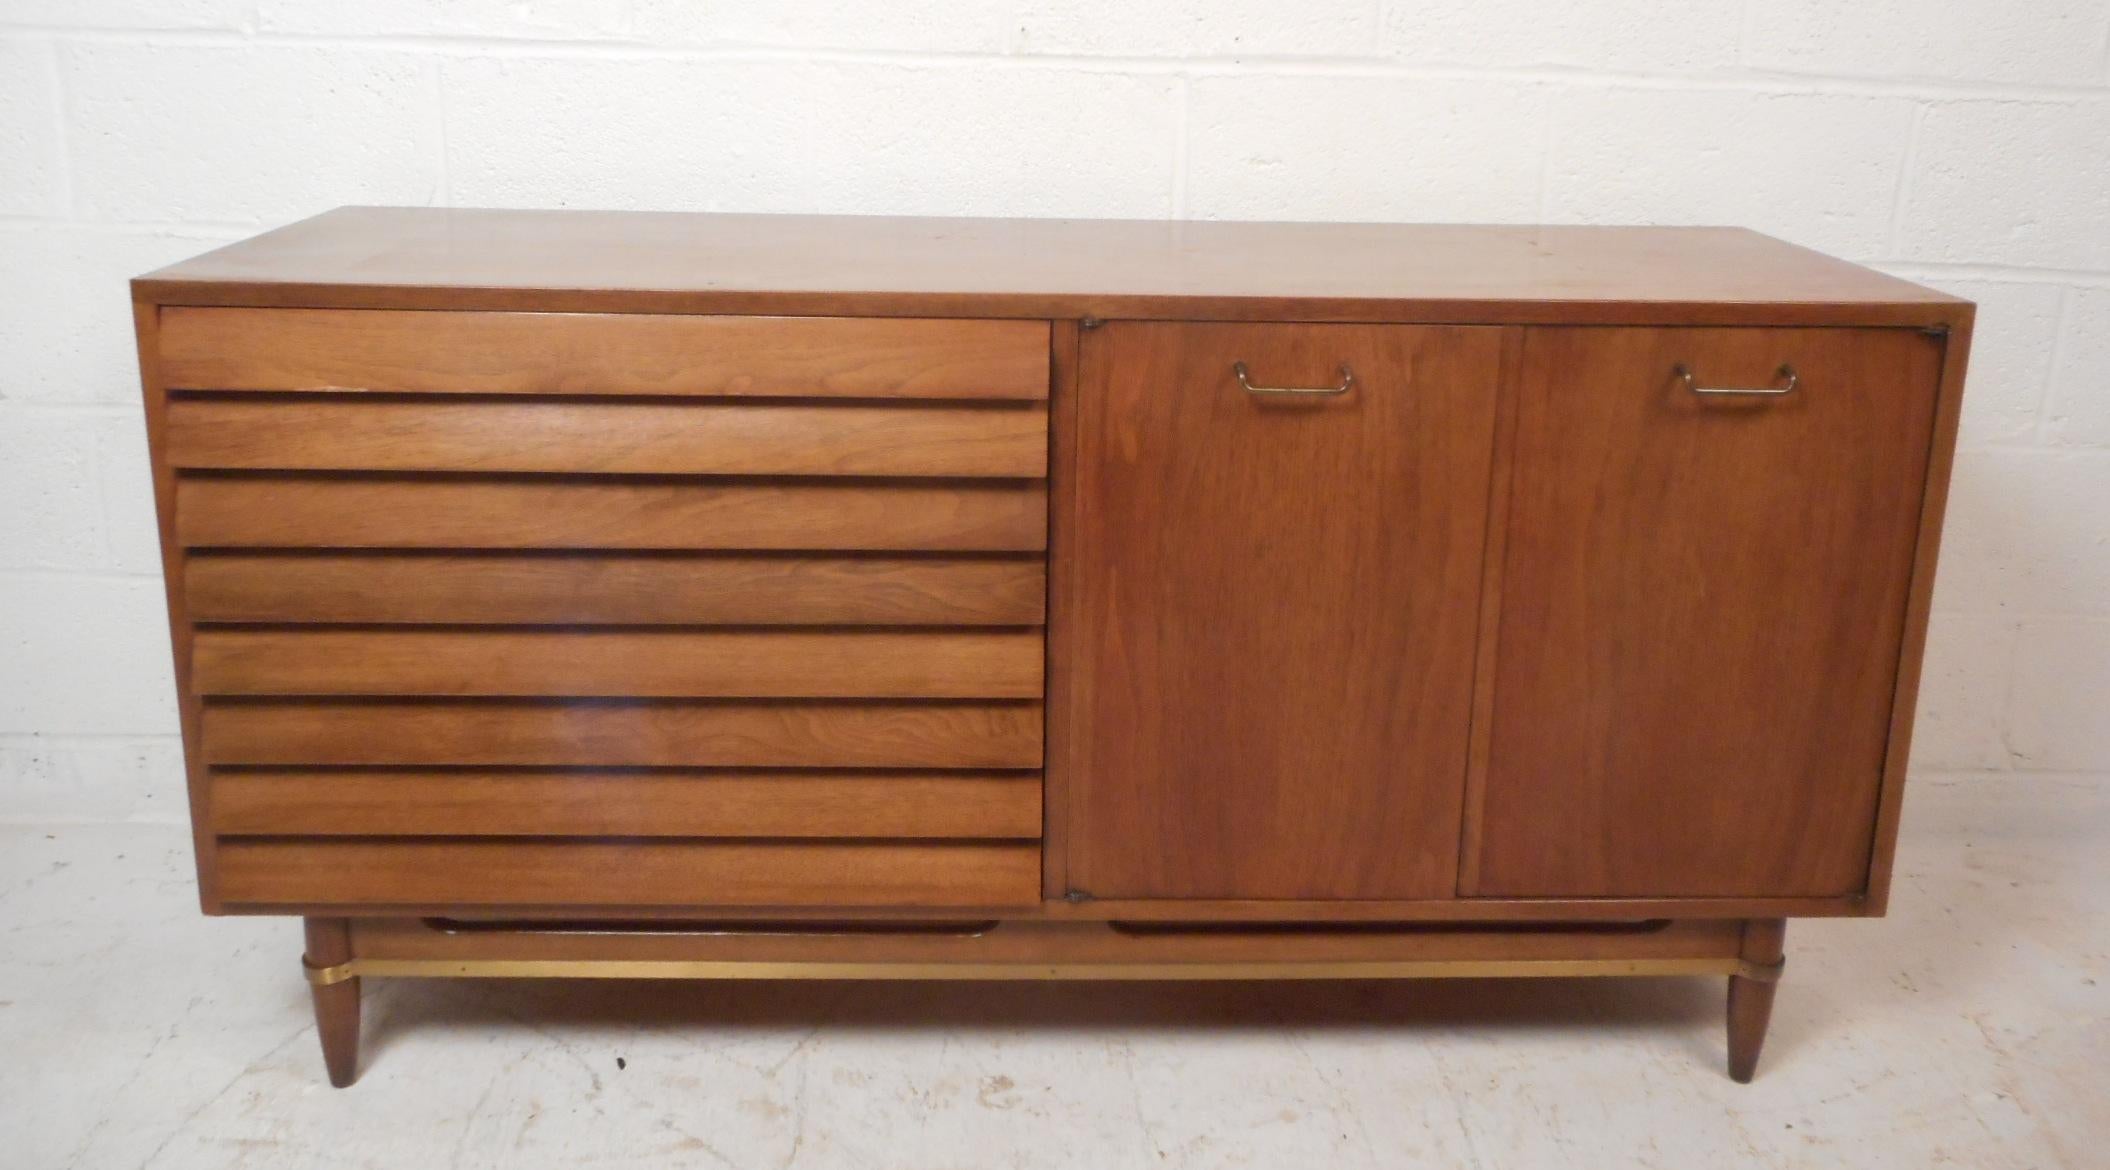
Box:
200, 699, 1044, 768
137, 209, 1967, 328
1472, 327, 1942, 898
220, 840, 1043, 908
1068, 322, 1501, 900
167, 397, 1047, 477
159, 308, 1051, 399
212, 768, 1042, 839
174, 476, 1048, 552
1455, 326, 1528, 888
192, 629, 1043, 699
184, 552, 1046, 626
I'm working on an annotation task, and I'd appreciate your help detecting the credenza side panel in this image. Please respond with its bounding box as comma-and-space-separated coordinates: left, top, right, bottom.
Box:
1470, 326, 1944, 899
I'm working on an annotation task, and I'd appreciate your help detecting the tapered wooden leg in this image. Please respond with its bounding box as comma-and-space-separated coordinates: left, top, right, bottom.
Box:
303, 917, 361, 1088
1726, 917, 1786, 1083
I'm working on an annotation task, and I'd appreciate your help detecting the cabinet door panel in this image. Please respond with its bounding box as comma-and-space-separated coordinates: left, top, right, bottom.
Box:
1068, 322, 1501, 900
1473, 327, 1941, 898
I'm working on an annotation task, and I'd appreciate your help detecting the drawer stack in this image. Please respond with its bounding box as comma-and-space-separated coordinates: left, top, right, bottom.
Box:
157, 308, 1051, 911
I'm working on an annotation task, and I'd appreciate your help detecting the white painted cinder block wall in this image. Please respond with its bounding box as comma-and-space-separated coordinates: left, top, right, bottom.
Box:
2, 1, 2107, 822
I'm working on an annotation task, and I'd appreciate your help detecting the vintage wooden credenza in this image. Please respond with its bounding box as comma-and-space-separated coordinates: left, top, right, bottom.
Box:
131, 208, 1971, 1086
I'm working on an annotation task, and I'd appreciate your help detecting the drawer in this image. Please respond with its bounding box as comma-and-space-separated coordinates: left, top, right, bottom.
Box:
191, 628, 1044, 699
159, 308, 1052, 400
199, 699, 1045, 769
183, 552, 1046, 626
215, 839, 1042, 908
209, 768, 1043, 839
174, 476, 1047, 551
157, 305, 1055, 915
166, 396, 1048, 478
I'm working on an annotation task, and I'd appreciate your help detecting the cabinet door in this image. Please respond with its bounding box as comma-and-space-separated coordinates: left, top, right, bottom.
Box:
1066, 322, 1501, 900
1472, 327, 1942, 898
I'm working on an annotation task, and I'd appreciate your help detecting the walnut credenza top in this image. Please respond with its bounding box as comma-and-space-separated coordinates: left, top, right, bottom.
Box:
135, 206, 1964, 326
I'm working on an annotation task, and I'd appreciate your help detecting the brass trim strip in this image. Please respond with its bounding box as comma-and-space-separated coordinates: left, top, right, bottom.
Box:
304, 955, 1765, 984
303, 958, 357, 986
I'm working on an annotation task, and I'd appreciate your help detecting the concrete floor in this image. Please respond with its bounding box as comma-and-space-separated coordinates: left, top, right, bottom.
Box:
3, 773, 2103, 1169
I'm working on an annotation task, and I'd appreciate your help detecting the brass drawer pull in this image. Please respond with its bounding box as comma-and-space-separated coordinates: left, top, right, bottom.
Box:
1233, 361, 1355, 397
1675, 363, 1799, 397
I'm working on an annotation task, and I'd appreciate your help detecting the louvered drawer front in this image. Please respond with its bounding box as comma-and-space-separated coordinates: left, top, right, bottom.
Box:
164, 309, 1049, 911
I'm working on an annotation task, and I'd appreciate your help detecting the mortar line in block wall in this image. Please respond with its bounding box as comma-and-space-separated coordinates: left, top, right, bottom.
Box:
38, 37, 78, 218
1170, 75, 1188, 219
1941, 441, 2110, 458
0, 401, 155, 418
0, 214, 263, 236
0, 565, 163, 584
1884, 103, 1929, 258
2032, 288, 2079, 446
428, 55, 451, 205
1995, 613, 2031, 771
1908, 769, 2110, 784
11, 24, 2110, 105
311, 47, 2110, 102
0, 816, 191, 831
3, 28, 1379, 72
1880, 263, 2110, 288
92, 418, 149, 571
1534, 84, 1556, 222
0, 732, 181, 748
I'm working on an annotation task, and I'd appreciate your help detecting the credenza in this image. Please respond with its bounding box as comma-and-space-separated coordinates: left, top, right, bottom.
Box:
131, 208, 1972, 1086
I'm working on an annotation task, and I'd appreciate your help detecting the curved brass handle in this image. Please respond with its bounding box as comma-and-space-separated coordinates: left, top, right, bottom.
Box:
1234, 361, 1355, 397
1675, 363, 1799, 397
